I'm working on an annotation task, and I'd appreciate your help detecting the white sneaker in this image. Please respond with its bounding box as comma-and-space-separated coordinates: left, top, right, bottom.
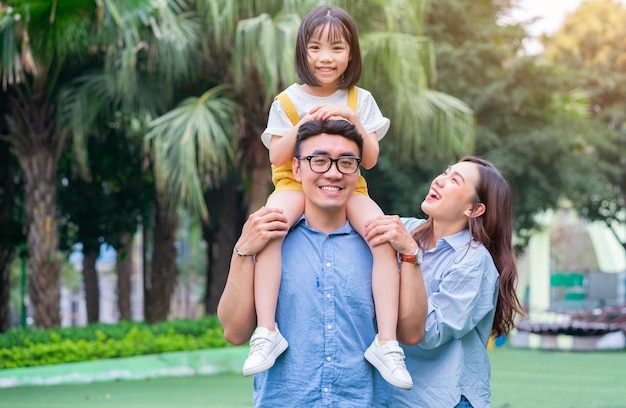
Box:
364, 336, 413, 390
242, 326, 289, 376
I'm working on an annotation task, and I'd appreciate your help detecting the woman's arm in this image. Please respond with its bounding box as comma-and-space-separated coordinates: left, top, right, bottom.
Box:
217, 207, 289, 344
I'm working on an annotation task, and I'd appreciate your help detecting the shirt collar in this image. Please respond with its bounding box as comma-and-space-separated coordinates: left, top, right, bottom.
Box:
294, 215, 354, 236
436, 228, 472, 252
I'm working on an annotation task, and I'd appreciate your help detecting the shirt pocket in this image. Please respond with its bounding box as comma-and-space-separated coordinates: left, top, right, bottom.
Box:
342, 267, 375, 317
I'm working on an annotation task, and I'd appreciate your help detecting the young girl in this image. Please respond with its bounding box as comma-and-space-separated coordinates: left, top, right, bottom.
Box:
241, 6, 412, 390
364, 156, 527, 407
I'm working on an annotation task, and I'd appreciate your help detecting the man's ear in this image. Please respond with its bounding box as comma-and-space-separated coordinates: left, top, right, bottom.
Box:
293, 157, 302, 182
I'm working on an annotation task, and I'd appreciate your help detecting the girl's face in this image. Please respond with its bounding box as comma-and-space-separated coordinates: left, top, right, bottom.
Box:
421, 161, 482, 226
306, 24, 351, 90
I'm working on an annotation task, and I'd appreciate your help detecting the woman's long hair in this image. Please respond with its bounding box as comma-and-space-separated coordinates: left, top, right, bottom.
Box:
412, 156, 525, 336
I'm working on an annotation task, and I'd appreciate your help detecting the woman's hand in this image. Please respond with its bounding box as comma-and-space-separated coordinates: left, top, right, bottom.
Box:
364, 215, 417, 255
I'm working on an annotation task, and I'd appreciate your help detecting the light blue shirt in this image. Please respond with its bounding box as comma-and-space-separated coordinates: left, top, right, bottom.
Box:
253, 217, 390, 407
390, 218, 500, 408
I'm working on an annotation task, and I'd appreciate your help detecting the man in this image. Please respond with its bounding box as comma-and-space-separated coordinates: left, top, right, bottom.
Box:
218, 119, 426, 407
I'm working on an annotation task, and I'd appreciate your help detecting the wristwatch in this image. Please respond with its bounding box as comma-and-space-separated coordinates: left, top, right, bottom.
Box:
399, 248, 420, 264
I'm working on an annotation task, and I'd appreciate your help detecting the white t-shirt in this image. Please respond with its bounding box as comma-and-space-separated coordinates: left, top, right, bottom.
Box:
261, 83, 390, 149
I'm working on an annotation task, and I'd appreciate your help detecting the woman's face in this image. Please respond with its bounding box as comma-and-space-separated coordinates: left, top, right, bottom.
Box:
421, 161, 480, 224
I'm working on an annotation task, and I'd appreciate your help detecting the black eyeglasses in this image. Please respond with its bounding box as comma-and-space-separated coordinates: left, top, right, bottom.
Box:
298, 155, 362, 174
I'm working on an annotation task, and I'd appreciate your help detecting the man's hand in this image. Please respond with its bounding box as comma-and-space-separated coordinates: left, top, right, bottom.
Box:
235, 207, 290, 256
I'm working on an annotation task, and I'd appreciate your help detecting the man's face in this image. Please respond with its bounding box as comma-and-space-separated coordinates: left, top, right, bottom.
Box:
293, 133, 360, 215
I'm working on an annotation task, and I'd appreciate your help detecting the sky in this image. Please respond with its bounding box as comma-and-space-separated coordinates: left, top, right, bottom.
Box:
507, 0, 626, 54
505, 0, 588, 54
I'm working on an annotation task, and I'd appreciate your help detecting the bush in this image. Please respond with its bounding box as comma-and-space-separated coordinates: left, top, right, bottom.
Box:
0, 316, 231, 369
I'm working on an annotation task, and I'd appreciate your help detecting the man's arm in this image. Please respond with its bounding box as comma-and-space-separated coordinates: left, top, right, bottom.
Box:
363, 215, 427, 345
217, 207, 289, 345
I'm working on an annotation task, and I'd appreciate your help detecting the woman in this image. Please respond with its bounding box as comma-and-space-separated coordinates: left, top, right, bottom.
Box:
364, 156, 526, 408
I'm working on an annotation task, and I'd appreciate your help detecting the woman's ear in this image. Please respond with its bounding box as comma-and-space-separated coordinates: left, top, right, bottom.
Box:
471, 203, 486, 218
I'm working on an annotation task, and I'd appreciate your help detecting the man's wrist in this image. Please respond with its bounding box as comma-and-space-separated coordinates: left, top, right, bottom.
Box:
235, 248, 254, 257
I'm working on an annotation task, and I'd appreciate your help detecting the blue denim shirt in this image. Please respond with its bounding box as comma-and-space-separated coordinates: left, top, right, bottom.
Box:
390, 218, 499, 408
253, 217, 390, 407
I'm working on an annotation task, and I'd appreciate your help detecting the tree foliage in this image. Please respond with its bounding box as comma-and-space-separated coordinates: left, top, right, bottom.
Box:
542, 0, 625, 246
405, 0, 624, 250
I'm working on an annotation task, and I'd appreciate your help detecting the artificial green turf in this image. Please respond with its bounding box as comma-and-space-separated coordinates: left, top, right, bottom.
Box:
1, 347, 625, 407
0, 374, 254, 408
490, 347, 626, 408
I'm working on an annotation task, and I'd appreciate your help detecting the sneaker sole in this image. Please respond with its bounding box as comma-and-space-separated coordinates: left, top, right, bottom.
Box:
364, 348, 413, 390
242, 338, 289, 377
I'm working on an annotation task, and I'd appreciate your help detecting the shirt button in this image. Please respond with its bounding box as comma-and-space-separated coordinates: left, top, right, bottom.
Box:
326, 324, 332, 330
323, 387, 329, 393
325, 262, 331, 267
326, 293, 331, 299
326, 356, 332, 362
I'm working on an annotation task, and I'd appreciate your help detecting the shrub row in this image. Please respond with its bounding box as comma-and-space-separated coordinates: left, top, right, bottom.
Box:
0, 316, 231, 369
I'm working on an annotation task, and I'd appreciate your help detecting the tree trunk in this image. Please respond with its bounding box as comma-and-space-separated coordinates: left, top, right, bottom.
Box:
204, 180, 244, 314
202, 222, 216, 315
238, 81, 273, 216
82, 250, 100, 323
7, 87, 63, 329
144, 196, 178, 323
116, 233, 133, 320
22, 152, 62, 328
0, 247, 10, 332
0, 140, 20, 333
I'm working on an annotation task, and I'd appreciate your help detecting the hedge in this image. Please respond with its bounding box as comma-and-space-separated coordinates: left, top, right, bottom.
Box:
0, 316, 232, 369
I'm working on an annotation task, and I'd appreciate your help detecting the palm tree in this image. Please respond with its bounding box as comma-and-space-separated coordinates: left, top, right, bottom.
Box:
0, 0, 199, 327
154, 0, 475, 215
58, 2, 217, 323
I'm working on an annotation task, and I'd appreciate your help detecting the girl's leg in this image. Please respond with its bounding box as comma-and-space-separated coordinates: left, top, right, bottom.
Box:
348, 194, 412, 390
254, 190, 304, 331
242, 190, 304, 377
347, 194, 398, 342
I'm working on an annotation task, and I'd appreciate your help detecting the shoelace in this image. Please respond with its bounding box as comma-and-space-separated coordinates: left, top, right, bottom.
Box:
249, 335, 271, 356
385, 347, 407, 370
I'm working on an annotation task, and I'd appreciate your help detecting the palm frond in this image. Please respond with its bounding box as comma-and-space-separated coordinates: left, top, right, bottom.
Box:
145, 85, 238, 219
101, 0, 199, 107
0, 14, 22, 89
57, 72, 111, 178
232, 11, 300, 104
554, 88, 591, 119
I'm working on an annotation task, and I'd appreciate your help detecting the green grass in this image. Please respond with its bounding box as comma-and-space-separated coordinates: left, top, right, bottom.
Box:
0, 346, 625, 407
490, 347, 626, 408
0, 374, 254, 408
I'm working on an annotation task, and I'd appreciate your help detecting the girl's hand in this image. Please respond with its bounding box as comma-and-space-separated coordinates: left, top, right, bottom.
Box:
309, 103, 356, 123
296, 112, 316, 127
363, 215, 417, 254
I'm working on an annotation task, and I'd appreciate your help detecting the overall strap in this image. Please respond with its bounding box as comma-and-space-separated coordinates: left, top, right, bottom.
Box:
275, 87, 359, 126
347, 86, 357, 111
275, 92, 300, 126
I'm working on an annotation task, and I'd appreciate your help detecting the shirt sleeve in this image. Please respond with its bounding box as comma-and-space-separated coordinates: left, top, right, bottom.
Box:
261, 100, 292, 149
419, 252, 499, 349
357, 88, 390, 140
